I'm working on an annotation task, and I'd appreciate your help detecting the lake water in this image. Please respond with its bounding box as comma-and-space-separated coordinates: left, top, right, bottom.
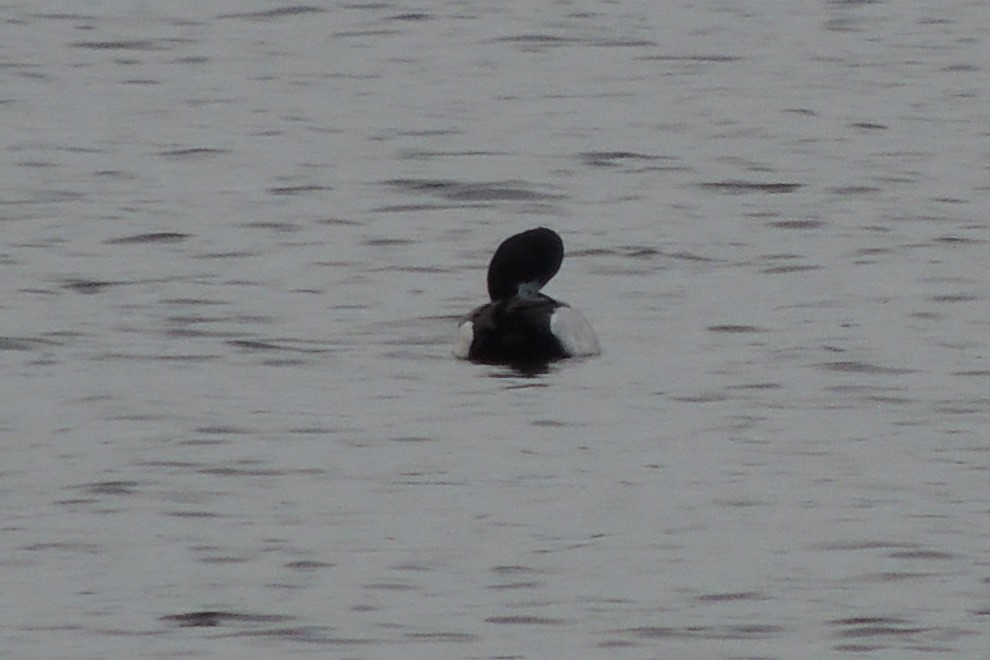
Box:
2, 1, 989, 658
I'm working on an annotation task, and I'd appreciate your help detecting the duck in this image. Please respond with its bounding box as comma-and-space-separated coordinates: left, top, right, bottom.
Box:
453, 227, 600, 367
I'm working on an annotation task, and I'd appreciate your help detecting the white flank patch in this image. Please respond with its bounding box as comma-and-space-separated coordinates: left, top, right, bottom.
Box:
452, 320, 474, 359
550, 306, 601, 357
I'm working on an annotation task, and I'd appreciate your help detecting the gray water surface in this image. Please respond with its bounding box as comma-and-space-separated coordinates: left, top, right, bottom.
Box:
3, 1, 990, 658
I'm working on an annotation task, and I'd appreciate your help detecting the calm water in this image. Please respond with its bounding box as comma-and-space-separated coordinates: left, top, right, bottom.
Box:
3, 1, 990, 658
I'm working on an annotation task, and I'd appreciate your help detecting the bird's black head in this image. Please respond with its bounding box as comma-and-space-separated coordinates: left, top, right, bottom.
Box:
486, 227, 564, 302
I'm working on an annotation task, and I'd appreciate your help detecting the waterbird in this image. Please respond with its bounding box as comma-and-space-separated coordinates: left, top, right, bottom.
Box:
453, 227, 600, 367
